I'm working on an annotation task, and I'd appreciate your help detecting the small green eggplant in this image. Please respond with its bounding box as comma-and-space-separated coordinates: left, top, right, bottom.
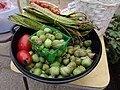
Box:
50, 61, 60, 67
40, 34, 46, 42
42, 64, 49, 71
44, 39, 52, 48
31, 36, 38, 42
36, 30, 45, 36
39, 57, 45, 63
81, 56, 93, 68
40, 73, 48, 78
68, 48, 74, 55
33, 68, 42, 76
35, 38, 42, 45
25, 63, 35, 70
83, 40, 92, 47
67, 62, 76, 70
32, 54, 40, 63
60, 66, 71, 77
87, 53, 95, 59
73, 67, 82, 75
55, 32, 63, 39
75, 57, 81, 65
63, 58, 70, 65
34, 62, 42, 69
44, 28, 52, 33
57, 75, 63, 78
50, 66, 60, 76
70, 55, 76, 62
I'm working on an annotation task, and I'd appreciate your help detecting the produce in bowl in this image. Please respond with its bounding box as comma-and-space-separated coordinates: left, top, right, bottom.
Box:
9, 1, 101, 84
28, 26, 70, 63
26, 39, 94, 78
10, 26, 102, 84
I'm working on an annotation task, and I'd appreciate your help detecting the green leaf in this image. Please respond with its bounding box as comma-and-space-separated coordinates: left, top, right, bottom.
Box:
109, 31, 119, 38
114, 14, 120, 22
106, 44, 119, 64
108, 23, 114, 28
109, 40, 117, 49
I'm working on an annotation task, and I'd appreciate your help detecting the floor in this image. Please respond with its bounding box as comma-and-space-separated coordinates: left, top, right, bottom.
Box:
105, 61, 120, 90
0, 0, 120, 90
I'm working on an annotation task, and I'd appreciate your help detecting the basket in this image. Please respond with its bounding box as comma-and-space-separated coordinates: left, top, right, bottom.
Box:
28, 25, 71, 63
75, 0, 120, 36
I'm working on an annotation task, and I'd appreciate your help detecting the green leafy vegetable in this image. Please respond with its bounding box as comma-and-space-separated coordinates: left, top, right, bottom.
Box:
104, 14, 120, 64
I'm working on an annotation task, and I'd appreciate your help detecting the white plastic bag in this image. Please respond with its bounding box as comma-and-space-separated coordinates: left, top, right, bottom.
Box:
0, 0, 14, 12
75, 0, 120, 36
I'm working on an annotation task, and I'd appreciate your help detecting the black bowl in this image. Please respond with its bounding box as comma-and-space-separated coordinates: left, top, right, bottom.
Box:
10, 26, 102, 84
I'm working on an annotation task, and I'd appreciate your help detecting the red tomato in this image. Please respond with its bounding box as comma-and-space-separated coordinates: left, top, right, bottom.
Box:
18, 34, 31, 51
42, 3, 49, 8
34, 1, 40, 5
40, 3, 44, 7
17, 50, 32, 65
56, 11, 60, 15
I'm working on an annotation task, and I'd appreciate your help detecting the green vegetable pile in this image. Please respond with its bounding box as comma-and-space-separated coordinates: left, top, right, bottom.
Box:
104, 14, 120, 64
8, 3, 94, 43
8, 2, 96, 79
30, 27, 65, 49
26, 39, 95, 78
29, 26, 70, 63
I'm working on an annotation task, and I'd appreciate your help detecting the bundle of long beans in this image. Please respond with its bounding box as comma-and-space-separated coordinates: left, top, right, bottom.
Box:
9, 3, 94, 43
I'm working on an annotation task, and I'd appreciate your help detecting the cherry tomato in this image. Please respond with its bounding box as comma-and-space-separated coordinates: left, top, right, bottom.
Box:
42, 3, 49, 8
34, 1, 40, 5
56, 11, 60, 15
17, 50, 32, 65
18, 34, 32, 51
40, 3, 44, 7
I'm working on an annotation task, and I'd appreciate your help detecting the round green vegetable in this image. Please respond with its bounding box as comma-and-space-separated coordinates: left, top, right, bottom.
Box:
29, 51, 34, 55
87, 53, 95, 59
31, 36, 38, 42
79, 65, 86, 72
73, 67, 82, 75
83, 40, 92, 47
57, 75, 63, 78
40, 35, 46, 42
60, 66, 71, 77
36, 30, 45, 36
50, 66, 60, 76
67, 62, 76, 71
70, 55, 75, 62
50, 61, 60, 67
42, 64, 49, 71
63, 58, 70, 65
34, 62, 42, 69
44, 39, 52, 48
81, 56, 92, 67
39, 57, 45, 63
35, 38, 42, 45
25, 63, 34, 70
40, 73, 48, 78
32, 54, 40, 63
44, 28, 52, 33
68, 48, 74, 55
74, 49, 87, 57
55, 33, 63, 39
33, 68, 42, 76
75, 57, 81, 65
